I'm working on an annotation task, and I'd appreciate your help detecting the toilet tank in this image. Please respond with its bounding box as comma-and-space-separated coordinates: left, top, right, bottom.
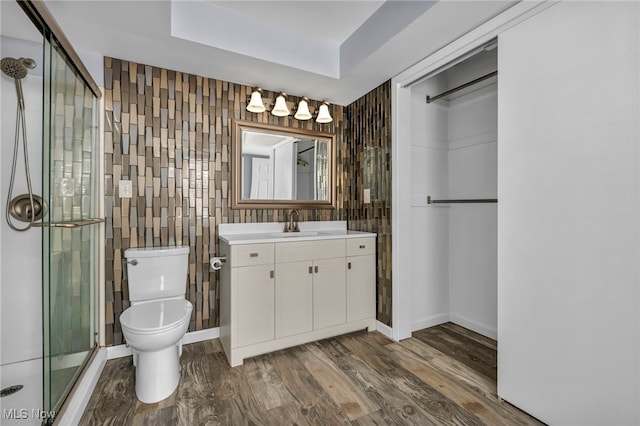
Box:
125, 246, 189, 302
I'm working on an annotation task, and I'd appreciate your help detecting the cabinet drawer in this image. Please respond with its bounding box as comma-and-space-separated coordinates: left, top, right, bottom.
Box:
276, 239, 345, 263
231, 243, 274, 267
346, 237, 375, 256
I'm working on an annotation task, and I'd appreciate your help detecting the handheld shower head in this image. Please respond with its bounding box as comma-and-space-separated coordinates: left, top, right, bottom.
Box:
1, 57, 35, 110
0, 57, 29, 79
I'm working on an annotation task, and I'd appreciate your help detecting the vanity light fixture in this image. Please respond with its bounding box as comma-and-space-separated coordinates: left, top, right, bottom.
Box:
245, 88, 333, 123
316, 102, 333, 123
294, 97, 312, 120
271, 92, 290, 117
246, 88, 266, 113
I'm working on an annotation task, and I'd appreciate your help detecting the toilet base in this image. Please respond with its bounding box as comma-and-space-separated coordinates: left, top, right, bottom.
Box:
134, 344, 181, 403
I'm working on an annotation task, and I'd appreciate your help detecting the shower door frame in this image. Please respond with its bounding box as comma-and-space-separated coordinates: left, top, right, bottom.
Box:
16, 0, 104, 422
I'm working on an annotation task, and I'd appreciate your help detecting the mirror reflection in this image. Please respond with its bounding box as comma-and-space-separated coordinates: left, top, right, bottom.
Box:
232, 121, 335, 209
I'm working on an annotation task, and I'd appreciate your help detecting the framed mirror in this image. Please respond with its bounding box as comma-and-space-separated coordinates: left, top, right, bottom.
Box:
231, 120, 336, 209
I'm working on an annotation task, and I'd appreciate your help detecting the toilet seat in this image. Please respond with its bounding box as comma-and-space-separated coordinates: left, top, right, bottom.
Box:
120, 299, 191, 334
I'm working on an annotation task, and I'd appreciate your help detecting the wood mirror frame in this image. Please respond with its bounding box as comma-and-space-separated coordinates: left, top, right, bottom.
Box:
231, 120, 336, 209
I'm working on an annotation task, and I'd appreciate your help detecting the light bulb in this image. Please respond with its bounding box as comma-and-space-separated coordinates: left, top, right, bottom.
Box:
294, 97, 312, 120
271, 93, 290, 117
315, 102, 333, 123
246, 88, 266, 113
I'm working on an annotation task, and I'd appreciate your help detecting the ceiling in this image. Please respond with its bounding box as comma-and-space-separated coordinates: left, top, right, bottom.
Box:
2, 0, 518, 105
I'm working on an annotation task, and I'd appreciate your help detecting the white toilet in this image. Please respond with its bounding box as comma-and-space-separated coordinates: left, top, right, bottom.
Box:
119, 246, 193, 403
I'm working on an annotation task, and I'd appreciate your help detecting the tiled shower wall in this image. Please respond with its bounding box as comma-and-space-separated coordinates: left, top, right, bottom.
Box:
103, 57, 391, 345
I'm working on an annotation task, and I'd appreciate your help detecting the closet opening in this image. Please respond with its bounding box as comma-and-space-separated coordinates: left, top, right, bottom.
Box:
408, 41, 498, 381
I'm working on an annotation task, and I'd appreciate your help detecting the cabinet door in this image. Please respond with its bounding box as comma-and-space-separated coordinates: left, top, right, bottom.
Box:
275, 261, 313, 338
347, 255, 376, 322
232, 264, 275, 348
313, 257, 346, 329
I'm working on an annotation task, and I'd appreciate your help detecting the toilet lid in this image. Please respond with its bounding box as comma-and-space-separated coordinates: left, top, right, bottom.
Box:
120, 299, 191, 332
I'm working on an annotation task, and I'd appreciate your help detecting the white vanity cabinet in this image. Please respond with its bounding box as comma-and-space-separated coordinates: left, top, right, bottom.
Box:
219, 242, 275, 350
275, 239, 346, 335
218, 221, 376, 367
346, 238, 376, 322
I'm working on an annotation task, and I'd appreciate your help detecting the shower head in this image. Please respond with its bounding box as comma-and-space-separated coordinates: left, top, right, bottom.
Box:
0, 57, 35, 80
1, 57, 35, 110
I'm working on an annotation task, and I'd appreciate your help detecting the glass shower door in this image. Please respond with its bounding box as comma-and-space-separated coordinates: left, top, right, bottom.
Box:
42, 33, 99, 417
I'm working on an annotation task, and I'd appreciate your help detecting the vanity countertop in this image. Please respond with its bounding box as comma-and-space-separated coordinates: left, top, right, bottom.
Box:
218, 221, 376, 245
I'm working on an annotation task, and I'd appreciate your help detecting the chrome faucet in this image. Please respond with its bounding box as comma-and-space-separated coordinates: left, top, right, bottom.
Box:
284, 209, 300, 232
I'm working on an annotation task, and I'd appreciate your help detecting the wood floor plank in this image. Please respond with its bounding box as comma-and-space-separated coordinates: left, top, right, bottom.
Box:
260, 401, 314, 426
331, 331, 397, 374
265, 347, 351, 425
315, 338, 442, 425
79, 357, 136, 425
209, 351, 284, 425
440, 323, 497, 351
131, 405, 179, 426
351, 409, 393, 425
299, 343, 379, 421
174, 343, 218, 425
413, 326, 498, 381
243, 355, 294, 411
385, 342, 543, 426
331, 333, 484, 426
399, 336, 498, 400
80, 324, 542, 426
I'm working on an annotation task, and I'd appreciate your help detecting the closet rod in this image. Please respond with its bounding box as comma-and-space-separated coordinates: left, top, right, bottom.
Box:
426, 71, 497, 103
427, 196, 497, 204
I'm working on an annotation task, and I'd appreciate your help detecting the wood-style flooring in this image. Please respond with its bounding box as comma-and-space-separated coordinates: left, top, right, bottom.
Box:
79, 323, 542, 425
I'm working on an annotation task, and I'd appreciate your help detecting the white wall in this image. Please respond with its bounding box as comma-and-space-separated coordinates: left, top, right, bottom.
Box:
447, 50, 497, 338
0, 36, 44, 366
409, 51, 497, 338
498, 2, 639, 425
410, 75, 450, 330
273, 142, 294, 199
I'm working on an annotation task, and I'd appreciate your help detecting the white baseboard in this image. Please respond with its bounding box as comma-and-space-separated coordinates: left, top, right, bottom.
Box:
106, 343, 133, 360
107, 327, 221, 360
56, 348, 107, 425
376, 320, 393, 339
449, 314, 497, 340
412, 313, 450, 332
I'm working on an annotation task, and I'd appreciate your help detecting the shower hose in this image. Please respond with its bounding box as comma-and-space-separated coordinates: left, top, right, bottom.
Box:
6, 94, 35, 232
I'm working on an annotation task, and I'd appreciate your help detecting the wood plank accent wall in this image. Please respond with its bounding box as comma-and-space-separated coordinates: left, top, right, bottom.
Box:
103, 56, 391, 345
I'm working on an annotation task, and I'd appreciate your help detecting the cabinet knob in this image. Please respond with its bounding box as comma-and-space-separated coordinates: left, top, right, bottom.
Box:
359, 245, 366, 249
308, 266, 313, 274
348, 262, 351, 270
314, 265, 319, 273
270, 270, 274, 279
250, 253, 259, 257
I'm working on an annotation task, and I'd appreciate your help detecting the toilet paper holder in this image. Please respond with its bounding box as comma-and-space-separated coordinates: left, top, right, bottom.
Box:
210, 255, 227, 271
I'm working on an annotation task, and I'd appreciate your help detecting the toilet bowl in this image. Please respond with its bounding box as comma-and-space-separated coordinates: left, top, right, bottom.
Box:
119, 246, 192, 404
120, 299, 193, 403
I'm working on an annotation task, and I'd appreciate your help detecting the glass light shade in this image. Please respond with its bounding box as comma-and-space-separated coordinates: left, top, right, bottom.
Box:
271, 93, 290, 117
315, 103, 333, 123
246, 89, 266, 113
294, 98, 312, 120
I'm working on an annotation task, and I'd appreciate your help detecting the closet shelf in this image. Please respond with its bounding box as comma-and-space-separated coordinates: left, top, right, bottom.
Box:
427, 196, 497, 204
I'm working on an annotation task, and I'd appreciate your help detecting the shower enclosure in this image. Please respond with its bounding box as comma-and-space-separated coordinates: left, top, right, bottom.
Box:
1, 1, 101, 424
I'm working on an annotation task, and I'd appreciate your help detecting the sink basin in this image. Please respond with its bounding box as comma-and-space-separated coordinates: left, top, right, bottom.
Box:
269, 231, 319, 238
